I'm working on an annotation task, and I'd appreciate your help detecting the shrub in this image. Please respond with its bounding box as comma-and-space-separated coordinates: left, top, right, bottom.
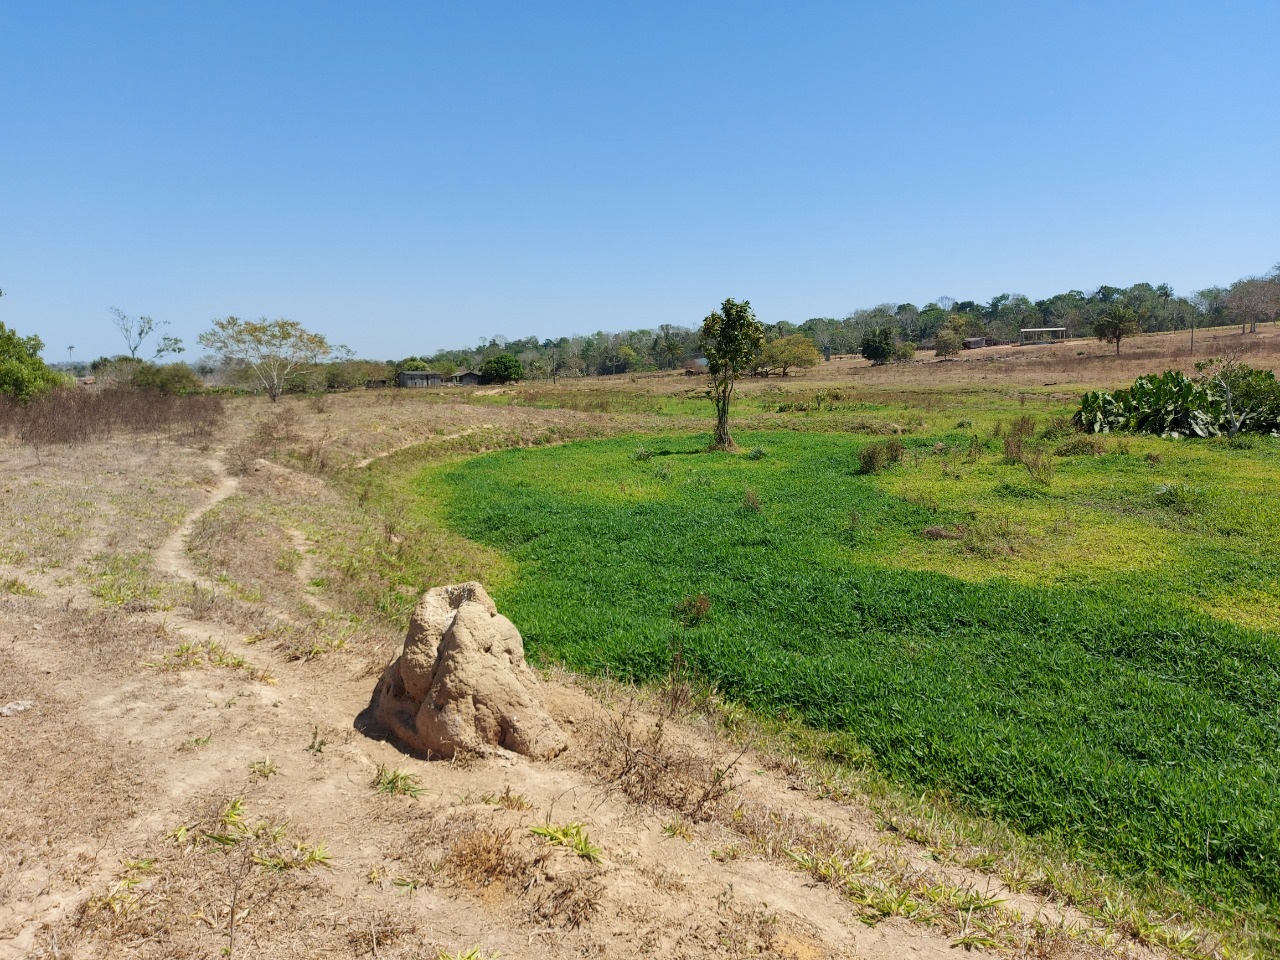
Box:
885, 438, 904, 463
1022, 449, 1054, 486
1054, 434, 1104, 457
0, 321, 60, 402
746, 446, 767, 460
859, 443, 888, 474
859, 327, 895, 366
1039, 416, 1075, 440
1010, 415, 1037, 439
1153, 483, 1204, 515
674, 594, 710, 627
1001, 434, 1024, 464
632, 446, 653, 462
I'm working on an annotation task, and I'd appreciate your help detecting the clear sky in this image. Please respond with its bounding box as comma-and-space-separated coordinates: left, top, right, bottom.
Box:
3, 1, 1277, 362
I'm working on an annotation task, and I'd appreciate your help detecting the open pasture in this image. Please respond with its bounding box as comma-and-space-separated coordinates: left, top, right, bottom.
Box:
398, 367, 1280, 933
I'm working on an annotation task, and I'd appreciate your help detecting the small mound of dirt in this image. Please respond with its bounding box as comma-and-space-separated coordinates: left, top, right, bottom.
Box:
365, 582, 566, 760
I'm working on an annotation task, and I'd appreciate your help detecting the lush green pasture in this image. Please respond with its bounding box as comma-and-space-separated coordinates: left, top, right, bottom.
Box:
416, 427, 1280, 922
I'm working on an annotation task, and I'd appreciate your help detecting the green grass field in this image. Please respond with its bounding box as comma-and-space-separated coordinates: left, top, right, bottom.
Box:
392, 407, 1280, 933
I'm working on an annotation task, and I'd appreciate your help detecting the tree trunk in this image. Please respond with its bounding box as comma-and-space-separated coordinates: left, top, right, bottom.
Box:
709, 376, 736, 451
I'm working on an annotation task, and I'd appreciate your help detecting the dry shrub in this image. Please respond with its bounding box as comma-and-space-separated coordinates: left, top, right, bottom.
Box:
859, 442, 888, 474
1001, 433, 1024, 464
1009, 414, 1037, 439
578, 703, 744, 821
673, 593, 710, 627
1021, 448, 1054, 485
1054, 434, 1104, 456
922, 524, 967, 541
445, 825, 534, 890
0, 387, 223, 451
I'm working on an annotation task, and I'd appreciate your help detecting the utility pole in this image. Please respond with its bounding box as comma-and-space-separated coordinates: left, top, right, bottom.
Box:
68, 345, 75, 364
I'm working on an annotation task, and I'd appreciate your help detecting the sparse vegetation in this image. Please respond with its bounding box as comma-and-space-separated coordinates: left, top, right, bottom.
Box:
529, 823, 603, 863
372, 763, 426, 798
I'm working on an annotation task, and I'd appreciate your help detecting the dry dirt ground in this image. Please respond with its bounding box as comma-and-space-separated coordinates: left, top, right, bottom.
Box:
0, 385, 1205, 959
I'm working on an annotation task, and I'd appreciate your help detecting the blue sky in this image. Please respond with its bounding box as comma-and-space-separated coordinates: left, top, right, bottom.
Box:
3, 1, 1277, 362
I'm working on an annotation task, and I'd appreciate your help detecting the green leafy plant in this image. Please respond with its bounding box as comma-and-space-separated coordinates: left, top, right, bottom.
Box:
372, 763, 425, 798
529, 823, 602, 863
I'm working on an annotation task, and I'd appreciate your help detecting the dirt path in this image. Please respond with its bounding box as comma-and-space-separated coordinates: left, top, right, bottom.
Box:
352, 425, 489, 469
153, 458, 240, 589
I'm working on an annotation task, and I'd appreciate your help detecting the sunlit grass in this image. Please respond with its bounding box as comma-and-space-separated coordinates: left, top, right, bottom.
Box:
409, 425, 1280, 930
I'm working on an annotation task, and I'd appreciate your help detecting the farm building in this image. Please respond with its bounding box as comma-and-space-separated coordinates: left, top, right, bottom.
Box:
451, 370, 482, 386
962, 337, 988, 350
397, 371, 442, 388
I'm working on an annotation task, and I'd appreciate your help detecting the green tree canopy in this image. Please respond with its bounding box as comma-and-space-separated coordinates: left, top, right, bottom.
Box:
700, 298, 765, 451
760, 334, 820, 376
1093, 305, 1141, 355
479, 353, 523, 384
859, 326, 895, 365
0, 321, 60, 402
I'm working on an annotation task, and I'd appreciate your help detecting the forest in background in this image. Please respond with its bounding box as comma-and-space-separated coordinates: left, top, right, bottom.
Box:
399, 266, 1280, 380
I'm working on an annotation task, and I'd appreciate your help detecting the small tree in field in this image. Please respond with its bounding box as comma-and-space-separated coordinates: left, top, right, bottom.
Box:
760, 334, 820, 376
701, 298, 764, 451
1093, 306, 1140, 355
198, 317, 331, 401
934, 328, 963, 357
859, 327, 894, 365
479, 353, 523, 384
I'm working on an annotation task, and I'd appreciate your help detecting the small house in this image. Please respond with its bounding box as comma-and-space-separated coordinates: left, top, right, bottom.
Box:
683, 357, 709, 376
397, 371, 442, 388
450, 370, 482, 386
962, 337, 987, 350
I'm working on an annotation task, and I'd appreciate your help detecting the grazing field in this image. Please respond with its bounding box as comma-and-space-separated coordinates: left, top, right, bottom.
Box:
408, 405, 1280, 933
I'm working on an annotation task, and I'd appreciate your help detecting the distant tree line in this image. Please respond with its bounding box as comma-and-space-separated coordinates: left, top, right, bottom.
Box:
395, 265, 1280, 376
2, 264, 1278, 404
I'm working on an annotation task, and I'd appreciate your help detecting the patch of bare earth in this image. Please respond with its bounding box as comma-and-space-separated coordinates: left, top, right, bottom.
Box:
0, 395, 1193, 959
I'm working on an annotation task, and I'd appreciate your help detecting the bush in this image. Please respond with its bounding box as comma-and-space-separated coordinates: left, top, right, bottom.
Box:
1075, 364, 1280, 438
632, 446, 653, 462
0, 386, 224, 448
1054, 434, 1105, 457
131, 361, 205, 395
1039, 416, 1075, 441
0, 321, 60, 402
746, 446, 767, 460
859, 442, 888, 474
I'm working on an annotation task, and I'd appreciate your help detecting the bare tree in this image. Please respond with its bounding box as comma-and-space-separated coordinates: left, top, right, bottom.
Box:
1226, 276, 1280, 335
109, 307, 183, 359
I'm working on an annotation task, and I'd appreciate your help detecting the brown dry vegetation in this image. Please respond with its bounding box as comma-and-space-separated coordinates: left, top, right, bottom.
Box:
2, 325, 1270, 959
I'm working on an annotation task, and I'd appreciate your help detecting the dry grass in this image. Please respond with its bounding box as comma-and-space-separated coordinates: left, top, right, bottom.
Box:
575, 701, 746, 822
